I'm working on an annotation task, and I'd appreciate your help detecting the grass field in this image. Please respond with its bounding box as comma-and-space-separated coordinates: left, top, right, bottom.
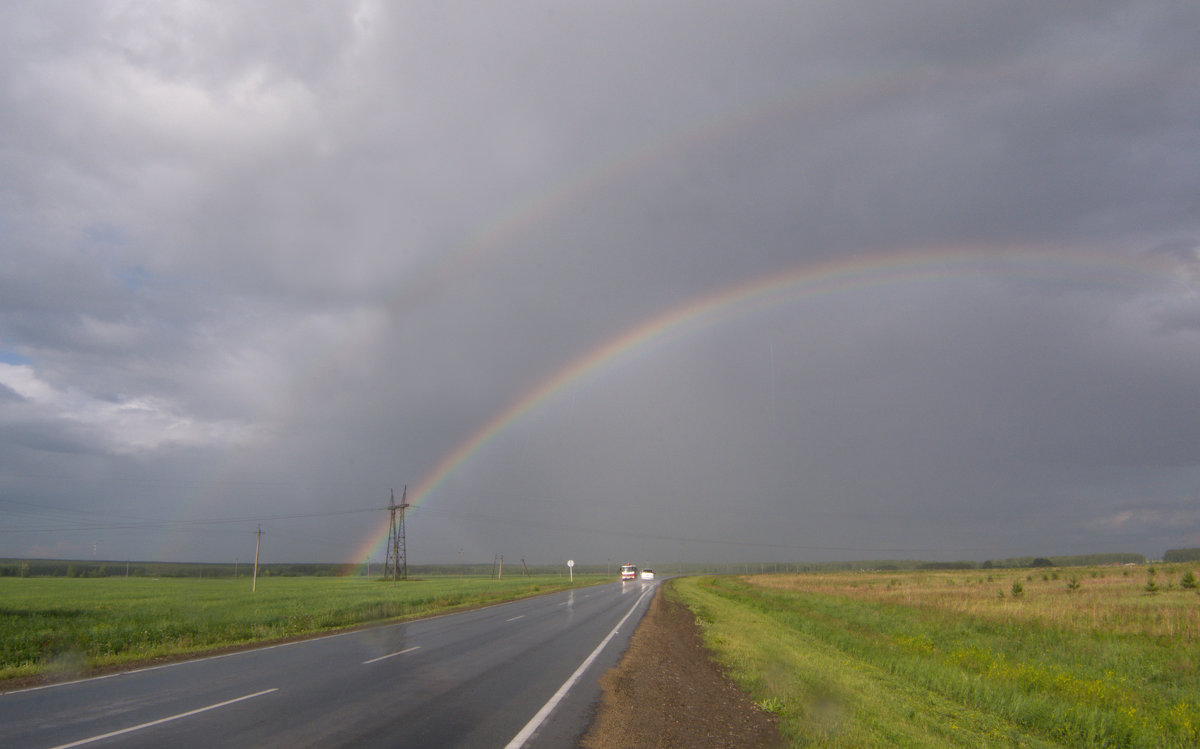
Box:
0, 574, 604, 683
671, 566, 1200, 748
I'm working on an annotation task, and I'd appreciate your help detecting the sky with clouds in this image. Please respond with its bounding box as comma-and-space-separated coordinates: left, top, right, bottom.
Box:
2, 1, 1198, 567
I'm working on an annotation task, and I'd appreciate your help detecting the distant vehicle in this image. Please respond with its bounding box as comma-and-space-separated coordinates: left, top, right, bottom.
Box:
620, 563, 637, 581
640, 569, 655, 580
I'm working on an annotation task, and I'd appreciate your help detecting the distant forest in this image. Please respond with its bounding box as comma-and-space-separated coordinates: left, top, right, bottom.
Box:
1164, 547, 1200, 563
0, 552, 1171, 579
783, 552, 1147, 573
0, 559, 581, 579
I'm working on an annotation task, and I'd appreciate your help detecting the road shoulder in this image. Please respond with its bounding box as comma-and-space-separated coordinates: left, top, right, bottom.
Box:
580, 581, 786, 748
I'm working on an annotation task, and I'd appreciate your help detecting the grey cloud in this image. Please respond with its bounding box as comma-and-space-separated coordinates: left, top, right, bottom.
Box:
1, 2, 1198, 564
1147, 238, 1199, 264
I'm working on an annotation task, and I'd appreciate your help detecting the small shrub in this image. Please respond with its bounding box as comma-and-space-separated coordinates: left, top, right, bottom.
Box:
757, 696, 785, 714
1066, 577, 1081, 592
1181, 570, 1198, 589
1011, 580, 1024, 598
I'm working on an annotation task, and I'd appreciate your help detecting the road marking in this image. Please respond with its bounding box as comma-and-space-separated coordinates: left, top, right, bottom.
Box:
362, 645, 420, 664
505, 584, 655, 749
45, 688, 278, 749
506, 615, 525, 622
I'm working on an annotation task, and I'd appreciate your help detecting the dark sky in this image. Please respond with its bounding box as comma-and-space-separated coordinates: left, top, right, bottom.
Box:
2, 1, 1198, 567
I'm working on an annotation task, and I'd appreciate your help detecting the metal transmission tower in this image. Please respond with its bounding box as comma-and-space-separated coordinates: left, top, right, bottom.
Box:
383, 486, 410, 582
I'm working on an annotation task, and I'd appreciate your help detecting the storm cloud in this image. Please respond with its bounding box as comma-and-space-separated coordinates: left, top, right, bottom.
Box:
2, 1, 1198, 566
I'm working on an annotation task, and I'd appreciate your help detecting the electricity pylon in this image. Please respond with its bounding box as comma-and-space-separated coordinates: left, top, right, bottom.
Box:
383, 486, 409, 582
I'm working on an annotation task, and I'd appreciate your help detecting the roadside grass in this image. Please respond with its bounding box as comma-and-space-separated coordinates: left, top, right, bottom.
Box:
670, 567, 1200, 748
0, 574, 603, 682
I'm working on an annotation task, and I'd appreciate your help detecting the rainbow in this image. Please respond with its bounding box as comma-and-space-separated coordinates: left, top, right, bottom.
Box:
410, 55, 1058, 296
165, 41, 1180, 564
346, 244, 1177, 566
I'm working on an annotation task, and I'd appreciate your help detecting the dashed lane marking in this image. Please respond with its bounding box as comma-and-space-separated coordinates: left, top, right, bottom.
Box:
46, 688, 278, 749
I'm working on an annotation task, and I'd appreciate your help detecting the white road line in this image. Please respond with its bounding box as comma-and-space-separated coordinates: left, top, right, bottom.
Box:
506, 615, 525, 622
45, 688, 278, 749
362, 645, 420, 665
504, 585, 655, 749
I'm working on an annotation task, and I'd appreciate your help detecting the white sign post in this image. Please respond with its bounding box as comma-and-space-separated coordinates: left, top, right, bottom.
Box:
567, 559, 574, 583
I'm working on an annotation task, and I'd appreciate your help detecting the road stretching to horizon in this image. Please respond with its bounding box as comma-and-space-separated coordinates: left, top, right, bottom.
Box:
0, 579, 658, 749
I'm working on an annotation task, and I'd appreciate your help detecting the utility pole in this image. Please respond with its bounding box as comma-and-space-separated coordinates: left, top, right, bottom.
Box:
384, 486, 410, 583
252, 524, 263, 592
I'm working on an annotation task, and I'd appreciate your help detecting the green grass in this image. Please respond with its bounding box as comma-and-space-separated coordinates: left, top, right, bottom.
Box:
670, 569, 1200, 748
0, 574, 605, 682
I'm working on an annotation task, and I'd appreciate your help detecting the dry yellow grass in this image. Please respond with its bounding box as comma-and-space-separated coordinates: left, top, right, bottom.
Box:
752, 565, 1200, 640
674, 566, 1200, 747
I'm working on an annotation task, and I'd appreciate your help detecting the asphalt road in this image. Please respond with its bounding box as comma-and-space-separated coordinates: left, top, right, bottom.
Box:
0, 579, 658, 749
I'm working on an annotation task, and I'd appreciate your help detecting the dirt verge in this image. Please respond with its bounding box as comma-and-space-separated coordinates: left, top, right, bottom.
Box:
581, 583, 786, 748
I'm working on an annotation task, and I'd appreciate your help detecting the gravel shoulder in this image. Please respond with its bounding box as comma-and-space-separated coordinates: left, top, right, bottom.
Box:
581, 582, 786, 748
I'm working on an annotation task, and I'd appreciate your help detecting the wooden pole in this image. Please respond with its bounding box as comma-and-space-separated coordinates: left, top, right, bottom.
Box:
253, 524, 263, 592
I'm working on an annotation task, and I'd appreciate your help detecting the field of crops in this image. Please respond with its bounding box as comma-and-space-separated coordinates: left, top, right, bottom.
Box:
671, 565, 1200, 748
0, 574, 603, 682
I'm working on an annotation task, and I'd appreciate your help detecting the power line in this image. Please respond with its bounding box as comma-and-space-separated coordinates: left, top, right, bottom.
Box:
407, 504, 981, 557
0, 505, 384, 534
